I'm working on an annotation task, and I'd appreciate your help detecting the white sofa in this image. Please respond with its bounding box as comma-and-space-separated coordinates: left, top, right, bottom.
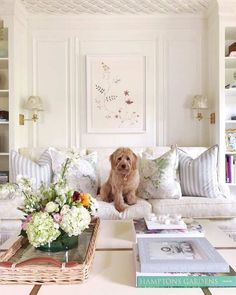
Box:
1, 146, 236, 234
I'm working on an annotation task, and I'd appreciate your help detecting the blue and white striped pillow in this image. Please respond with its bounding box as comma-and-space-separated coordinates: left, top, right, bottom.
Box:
10, 149, 52, 188
178, 145, 223, 198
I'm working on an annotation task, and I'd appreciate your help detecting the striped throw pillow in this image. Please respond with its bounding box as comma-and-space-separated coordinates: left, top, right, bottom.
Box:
10, 150, 52, 188
178, 145, 223, 198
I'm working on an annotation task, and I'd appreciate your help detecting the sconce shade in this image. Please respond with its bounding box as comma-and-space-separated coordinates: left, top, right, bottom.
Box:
192, 95, 208, 109
25, 96, 43, 111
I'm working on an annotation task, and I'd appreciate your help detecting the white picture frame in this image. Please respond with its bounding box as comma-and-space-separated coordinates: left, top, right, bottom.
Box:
86, 55, 146, 133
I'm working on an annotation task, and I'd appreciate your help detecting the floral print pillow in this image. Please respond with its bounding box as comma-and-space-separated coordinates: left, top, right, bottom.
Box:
138, 149, 181, 199
49, 148, 98, 197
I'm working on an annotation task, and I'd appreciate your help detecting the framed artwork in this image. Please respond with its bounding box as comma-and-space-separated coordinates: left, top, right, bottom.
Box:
225, 129, 236, 151
86, 55, 146, 133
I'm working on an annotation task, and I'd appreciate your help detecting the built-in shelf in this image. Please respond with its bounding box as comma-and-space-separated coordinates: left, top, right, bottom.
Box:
225, 151, 236, 154
225, 120, 236, 123
0, 153, 9, 156
0, 90, 9, 97
225, 56, 236, 68
225, 88, 236, 95
226, 183, 236, 186
0, 58, 8, 68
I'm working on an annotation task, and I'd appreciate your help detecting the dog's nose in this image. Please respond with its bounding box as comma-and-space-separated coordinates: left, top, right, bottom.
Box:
121, 164, 126, 169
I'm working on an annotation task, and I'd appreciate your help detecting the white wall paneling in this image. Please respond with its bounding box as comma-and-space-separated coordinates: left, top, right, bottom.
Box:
30, 37, 73, 148
27, 16, 209, 148
164, 29, 208, 146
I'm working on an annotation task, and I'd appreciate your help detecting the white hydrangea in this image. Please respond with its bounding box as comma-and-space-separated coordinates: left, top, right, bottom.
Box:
26, 212, 60, 248
45, 201, 59, 213
60, 206, 91, 237
90, 196, 99, 216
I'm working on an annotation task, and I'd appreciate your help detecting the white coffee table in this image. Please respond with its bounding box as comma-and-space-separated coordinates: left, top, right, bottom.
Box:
0, 219, 236, 295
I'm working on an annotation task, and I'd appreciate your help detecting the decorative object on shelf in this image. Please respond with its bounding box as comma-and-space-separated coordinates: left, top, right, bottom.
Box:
191, 95, 215, 124
0, 28, 8, 58
229, 42, 236, 57
0, 110, 8, 121
0, 156, 98, 251
225, 129, 236, 152
86, 55, 146, 133
19, 96, 43, 125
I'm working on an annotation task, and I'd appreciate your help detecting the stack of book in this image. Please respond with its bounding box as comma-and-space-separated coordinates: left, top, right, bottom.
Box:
0, 171, 8, 184
225, 154, 236, 183
134, 237, 236, 288
133, 218, 204, 240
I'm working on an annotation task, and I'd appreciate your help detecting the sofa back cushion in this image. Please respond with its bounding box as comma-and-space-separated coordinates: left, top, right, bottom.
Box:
11, 149, 52, 188
48, 148, 98, 197
138, 148, 181, 199
178, 145, 224, 198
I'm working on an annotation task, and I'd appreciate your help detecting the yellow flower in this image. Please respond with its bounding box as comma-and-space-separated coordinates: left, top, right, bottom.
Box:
80, 193, 90, 207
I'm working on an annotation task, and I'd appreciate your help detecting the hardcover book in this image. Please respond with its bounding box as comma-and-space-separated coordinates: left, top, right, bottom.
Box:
137, 237, 229, 273
133, 218, 204, 239
133, 245, 236, 288
145, 218, 187, 230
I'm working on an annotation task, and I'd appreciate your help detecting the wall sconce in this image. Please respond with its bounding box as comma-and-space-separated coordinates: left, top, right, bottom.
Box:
192, 95, 215, 124
19, 96, 43, 125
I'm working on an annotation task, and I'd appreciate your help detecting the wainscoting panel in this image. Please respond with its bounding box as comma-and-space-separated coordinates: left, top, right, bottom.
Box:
27, 17, 209, 149
32, 37, 72, 148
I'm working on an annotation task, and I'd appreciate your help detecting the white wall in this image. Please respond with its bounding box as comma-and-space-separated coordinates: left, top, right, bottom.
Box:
27, 16, 209, 148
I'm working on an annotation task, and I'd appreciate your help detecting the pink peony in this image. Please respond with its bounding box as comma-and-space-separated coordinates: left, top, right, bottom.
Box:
21, 214, 33, 231
53, 213, 62, 224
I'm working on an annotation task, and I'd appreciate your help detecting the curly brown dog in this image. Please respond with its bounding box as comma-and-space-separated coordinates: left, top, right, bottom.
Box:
100, 147, 140, 212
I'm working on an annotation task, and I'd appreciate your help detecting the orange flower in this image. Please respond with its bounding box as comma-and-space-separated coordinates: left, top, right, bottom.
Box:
79, 193, 90, 207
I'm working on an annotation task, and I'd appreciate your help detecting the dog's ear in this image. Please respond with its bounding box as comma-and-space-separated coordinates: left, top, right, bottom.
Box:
131, 152, 138, 170
110, 152, 116, 169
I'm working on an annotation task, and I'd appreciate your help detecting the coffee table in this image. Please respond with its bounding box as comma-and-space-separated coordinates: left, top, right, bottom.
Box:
0, 219, 236, 295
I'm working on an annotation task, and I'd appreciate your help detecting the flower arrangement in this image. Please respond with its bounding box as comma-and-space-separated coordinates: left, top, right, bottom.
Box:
0, 157, 98, 249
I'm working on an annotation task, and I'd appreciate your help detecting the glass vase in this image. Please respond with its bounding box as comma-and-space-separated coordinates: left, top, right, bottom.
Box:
38, 234, 78, 252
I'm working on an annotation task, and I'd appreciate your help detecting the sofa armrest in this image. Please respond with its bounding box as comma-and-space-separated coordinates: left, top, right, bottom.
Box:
219, 183, 231, 199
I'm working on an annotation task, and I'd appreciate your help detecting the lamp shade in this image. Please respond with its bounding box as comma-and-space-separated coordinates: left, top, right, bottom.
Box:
25, 96, 43, 111
192, 95, 208, 109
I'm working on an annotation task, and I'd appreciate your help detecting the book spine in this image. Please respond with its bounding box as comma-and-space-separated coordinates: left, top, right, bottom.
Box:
226, 155, 229, 183
229, 155, 234, 183
234, 159, 236, 183
136, 275, 236, 288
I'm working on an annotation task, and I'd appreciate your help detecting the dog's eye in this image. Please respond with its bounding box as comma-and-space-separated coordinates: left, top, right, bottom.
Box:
117, 157, 122, 161
126, 157, 130, 161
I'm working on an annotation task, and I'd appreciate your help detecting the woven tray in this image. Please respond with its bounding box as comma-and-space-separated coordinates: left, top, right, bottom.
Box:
0, 218, 100, 285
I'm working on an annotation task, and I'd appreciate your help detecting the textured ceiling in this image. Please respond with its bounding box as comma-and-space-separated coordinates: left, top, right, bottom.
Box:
20, 0, 213, 15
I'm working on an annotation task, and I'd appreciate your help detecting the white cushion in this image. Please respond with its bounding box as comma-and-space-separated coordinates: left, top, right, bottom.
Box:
0, 197, 24, 220
18, 147, 87, 162
178, 145, 223, 198
10, 150, 52, 188
149, 197, 236, 218
138, 148, 181, 199
96, 197, 152, 220
49, 148, 98, 197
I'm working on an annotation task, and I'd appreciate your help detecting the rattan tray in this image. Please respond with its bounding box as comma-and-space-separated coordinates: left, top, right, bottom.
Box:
0, 218, 100, 284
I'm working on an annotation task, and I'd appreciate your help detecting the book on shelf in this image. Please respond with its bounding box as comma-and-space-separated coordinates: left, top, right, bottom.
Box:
133, 218, 204, 239
225, 154, 236, 183
0, 171, 8, 184
133, 245, 236, 288
137, 237, 229, 274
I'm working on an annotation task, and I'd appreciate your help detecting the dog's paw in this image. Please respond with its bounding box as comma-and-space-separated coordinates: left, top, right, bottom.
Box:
115, 203, 129, 212
127, 199, 137, 206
